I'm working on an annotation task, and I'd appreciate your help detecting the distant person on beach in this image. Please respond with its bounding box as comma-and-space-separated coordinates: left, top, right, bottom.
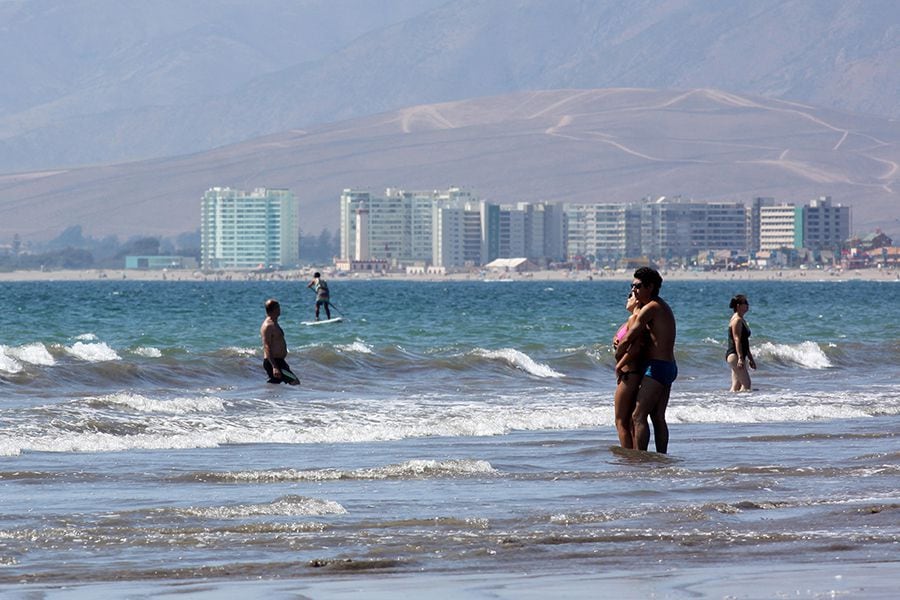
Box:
260, 299, 299, 385
726, 294, 756, 392
616, 267, 677, 453
306, 272, 331, 321
612, 289, 645, 448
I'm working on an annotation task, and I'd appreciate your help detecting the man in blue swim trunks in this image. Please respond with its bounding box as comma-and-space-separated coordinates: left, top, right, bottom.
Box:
616, 267, 677, 453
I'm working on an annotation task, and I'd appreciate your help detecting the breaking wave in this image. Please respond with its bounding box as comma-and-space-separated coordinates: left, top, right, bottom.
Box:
474, 348, 564, 378
755, 341, 832, 369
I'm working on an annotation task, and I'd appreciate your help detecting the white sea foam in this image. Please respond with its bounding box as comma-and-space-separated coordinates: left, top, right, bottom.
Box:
671, 402, 871, 424
220, 459, 497, 482
670, 388, 900, 424
0, 343, 56, 373
179, 495, 346, 518
93, 392, 226, 414
756, 341, 832, 369
337, 340, 374, 354
0, 440, 22, 457
132, 346, 162, 358
0, 349, 23, 374
475, 348, 564, 378
11, 342, 56, 366
66, 341, 121, 362
75, 333, 98, 341
4, 385, 897, 456
223, 346, 257, 357
4, 431, 222, 454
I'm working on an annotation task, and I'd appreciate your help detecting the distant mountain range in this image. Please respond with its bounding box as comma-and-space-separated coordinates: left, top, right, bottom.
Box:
2, 88, 897, 242
0, 0, 897, 172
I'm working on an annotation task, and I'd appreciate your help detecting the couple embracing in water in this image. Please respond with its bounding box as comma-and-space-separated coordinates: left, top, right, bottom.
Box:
612, 267, 677, 454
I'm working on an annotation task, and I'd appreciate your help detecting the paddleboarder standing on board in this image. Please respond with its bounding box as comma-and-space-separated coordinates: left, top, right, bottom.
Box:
306, 272, 331, 321
260, 299, 300, 385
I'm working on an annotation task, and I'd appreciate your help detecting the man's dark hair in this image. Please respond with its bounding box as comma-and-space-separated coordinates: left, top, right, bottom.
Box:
633, 267, 663, 297
313, 272, 321, 278
265, 299, 280, 315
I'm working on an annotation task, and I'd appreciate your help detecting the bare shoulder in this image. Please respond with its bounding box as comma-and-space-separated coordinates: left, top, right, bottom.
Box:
261, 318, 274, 336
639, 298, 662, 317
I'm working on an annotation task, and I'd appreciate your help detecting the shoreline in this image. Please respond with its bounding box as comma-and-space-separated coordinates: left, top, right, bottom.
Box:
0, 266, 897, 283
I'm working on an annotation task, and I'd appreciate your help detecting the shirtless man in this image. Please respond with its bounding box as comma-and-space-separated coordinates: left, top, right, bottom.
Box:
260, 299, 299, 385
616, 267, 677, 453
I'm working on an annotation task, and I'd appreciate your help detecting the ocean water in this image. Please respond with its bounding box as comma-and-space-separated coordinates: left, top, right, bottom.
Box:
0, 278, 898, 596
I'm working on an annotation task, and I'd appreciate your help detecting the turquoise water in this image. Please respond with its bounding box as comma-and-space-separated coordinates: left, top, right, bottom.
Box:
1, 278, 898, 594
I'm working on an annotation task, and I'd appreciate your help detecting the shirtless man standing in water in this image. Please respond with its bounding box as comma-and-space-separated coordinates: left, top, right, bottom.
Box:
616, 267, 677, 453
260, 299, 299, 385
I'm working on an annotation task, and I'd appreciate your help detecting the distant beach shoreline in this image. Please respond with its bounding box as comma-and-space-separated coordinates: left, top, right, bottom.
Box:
0, 266, 896, 283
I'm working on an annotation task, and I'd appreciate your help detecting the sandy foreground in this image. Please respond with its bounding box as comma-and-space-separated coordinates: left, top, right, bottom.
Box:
0, 266, 896, 283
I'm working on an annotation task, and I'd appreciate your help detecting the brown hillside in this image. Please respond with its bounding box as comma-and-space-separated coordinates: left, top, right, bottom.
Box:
0, 88, 897, 242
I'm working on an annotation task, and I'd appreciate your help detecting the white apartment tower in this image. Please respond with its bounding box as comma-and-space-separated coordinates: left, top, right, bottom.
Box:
200, 187, 299, 270
759, 204, 803, 251
433, 194, 484, 269
340, 187, 479, 269
564, 203, 641, 264
355, 203, 371, 261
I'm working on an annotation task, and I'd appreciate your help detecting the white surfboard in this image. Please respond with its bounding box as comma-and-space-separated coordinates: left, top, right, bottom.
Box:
301, 317, 343, 326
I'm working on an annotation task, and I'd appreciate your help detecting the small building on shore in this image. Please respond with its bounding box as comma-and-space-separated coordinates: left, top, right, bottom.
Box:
125, 256, 197, 270
484, 258, 538, 273
333, 258, 389, 273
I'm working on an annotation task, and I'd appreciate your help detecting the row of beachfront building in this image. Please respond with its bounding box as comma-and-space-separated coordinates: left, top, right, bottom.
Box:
198, 186, 854, 271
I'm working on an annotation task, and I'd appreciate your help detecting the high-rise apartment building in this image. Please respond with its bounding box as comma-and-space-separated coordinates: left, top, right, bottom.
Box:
759, 204, 803, 251
750, 197, 777, 252
517, 202, 566, 264
340, 188, 564, 270
340, 188, 850, 268
433, 193, 483, 269
200, 187, 299, 270
640, 197, 748, 259
803, 196, 850, 250
339, 188, 433, 267
498, 205, 526, 259
696, 201, 750, 252
753, 197, 851, 253
564, 203, 641, 264
340, 187, 480, 269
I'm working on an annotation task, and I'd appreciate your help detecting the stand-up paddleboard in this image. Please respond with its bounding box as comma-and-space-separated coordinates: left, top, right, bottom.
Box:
301, 317, 343, 326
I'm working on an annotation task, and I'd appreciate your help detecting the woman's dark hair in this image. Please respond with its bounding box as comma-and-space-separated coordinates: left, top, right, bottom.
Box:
730, 294, 748, 311
313, 272, 321, 278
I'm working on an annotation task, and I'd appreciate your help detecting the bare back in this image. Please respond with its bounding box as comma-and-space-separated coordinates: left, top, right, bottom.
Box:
636, 297, 676, 361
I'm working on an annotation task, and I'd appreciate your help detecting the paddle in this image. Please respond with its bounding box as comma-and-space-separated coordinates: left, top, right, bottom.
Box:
326, 301, 344, 316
